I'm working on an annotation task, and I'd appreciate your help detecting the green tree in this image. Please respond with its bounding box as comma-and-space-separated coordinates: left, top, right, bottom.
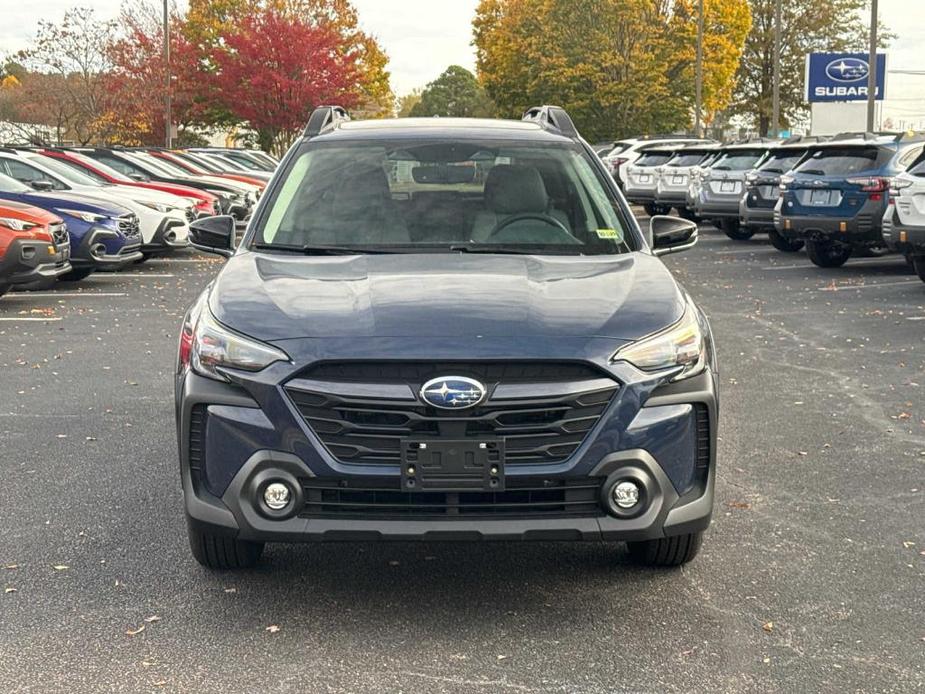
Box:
408, 66, 495, 118
397, 89, 422, 117
732, 0, 892, 133
473, 0, 750, 141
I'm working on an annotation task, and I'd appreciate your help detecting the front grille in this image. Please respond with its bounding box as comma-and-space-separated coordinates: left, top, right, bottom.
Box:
285, 361, 619, 467
49, 222, 69, 247
117, 214, 141, 239
300, 476, 605, 519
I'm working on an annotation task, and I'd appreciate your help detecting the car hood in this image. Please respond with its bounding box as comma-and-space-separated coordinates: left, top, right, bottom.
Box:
210, 252, 686, 343
0, 190, 131, 217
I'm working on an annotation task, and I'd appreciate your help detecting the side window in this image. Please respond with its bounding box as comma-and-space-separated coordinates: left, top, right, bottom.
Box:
898, 146, 922, 170
99, 155, 139, 177
4, 159, 67, 190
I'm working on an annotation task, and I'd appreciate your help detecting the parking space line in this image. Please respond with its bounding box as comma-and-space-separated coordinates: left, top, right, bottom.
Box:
0, 316, 63, 322
907, 316, 925, 321
715, 247, 774, 255
817, 280, 921, 291
11, 292, 127, 298
143, 258, 214, 263
763, 258, 907, 271
91, 273, 175, 278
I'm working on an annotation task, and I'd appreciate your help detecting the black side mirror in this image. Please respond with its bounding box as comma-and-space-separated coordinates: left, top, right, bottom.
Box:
189, 215, 236, 258
649, 216, 698, 257
31, 179, 54, 191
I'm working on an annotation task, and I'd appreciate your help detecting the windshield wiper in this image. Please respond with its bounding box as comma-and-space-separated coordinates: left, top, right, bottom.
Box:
252, 242, 400, 255
449, 244, 583, 255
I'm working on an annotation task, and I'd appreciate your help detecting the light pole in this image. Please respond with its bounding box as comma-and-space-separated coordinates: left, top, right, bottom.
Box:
866, 0, 878, 132
695, 0, 704, 137
163, 0, 172, 148
771, 0, 781, 137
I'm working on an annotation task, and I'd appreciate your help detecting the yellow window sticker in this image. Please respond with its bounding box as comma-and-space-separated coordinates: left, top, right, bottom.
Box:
596, 228, 621, 240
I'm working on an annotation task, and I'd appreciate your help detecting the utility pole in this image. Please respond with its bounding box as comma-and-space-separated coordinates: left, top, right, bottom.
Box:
695, 0, 704, 138
866, 0, 878, 132
163, 0, 172, 148
771, 0, 781, 137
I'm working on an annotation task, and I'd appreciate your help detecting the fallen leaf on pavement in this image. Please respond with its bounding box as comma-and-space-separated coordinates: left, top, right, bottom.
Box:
52, 565, 69, 571
126, 625, 145, 636
762, 621, 773, 633
265, 625, 280, 633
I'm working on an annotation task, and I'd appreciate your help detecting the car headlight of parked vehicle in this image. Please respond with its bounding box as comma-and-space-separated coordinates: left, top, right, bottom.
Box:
612, 302, 706, 381
179, 298, 289, 382
58, 209, 109, 224
0, 216, 40, 231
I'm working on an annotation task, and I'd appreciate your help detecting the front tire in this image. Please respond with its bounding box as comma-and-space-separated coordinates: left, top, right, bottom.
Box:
627, 532, 703, 567
768, 228, 804, 253
0, 283, 9, 298
721, 218, 755, 241
677, 207, 700, 223
806, 239, 852, 268
913, 255, 925, 283
188, 524, 264, 570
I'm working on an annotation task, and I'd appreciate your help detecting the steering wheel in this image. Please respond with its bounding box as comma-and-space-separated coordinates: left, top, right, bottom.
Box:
486, 212, 572, 242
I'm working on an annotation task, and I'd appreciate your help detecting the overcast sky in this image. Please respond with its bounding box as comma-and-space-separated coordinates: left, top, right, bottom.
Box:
1, 0, 923, 125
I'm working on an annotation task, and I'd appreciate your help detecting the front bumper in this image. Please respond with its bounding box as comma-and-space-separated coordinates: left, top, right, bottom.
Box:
0, 238, 71, 286
142, 218, 190, 255
177, 351, 719, 544
71, 226, 144, 270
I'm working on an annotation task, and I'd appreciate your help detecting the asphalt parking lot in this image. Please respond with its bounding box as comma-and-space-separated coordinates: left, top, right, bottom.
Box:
1, 220, 923, 693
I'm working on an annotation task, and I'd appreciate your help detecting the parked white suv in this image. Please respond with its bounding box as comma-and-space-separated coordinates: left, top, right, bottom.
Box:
883, 153, 925, 282
602, 137, 713, 188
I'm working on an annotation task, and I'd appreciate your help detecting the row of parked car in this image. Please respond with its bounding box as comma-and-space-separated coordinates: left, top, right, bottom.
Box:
598, 133, 925, 282
0, 146, 278, 296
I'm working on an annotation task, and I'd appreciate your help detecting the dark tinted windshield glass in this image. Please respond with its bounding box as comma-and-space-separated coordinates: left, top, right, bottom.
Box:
669, 152, 709, 167
795, 147, 882, 176
758, 150, 806, 174
256, 139, 633, 255
712, 150, 765, 171
635, 152, 672, 166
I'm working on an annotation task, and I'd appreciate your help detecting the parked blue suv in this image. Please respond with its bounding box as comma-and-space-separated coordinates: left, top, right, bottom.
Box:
775, 133, 925, 267
177, 106, 718, 570
0, 172, 143, 280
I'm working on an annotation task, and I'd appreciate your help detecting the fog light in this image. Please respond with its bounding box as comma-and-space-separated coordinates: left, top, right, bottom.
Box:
263, 482, 291, 510
612, 480, 640, 509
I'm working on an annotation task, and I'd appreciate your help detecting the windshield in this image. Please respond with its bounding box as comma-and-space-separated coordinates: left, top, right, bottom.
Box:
63, 153, 132, 183
712, 150, 766, 171
132, 153, 189, 178
254, 139, 634, 255
178, 153, 220, 173
0, 171, 31, 193
635, 152, 673, 167
758, 150, 806, 174
25, 154, 103, 187
795, 147, 883, 176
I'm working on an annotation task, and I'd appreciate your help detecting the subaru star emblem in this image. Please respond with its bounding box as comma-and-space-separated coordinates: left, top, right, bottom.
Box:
420, 376, 486, 410
825, 57, 869, 83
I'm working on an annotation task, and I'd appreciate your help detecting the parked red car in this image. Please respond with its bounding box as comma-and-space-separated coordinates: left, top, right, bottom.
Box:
33, 148, 220, 217
0, 201, 71, 296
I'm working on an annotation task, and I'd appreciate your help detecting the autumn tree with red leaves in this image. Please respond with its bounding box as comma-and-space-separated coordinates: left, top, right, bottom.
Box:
209, 9, 363, 154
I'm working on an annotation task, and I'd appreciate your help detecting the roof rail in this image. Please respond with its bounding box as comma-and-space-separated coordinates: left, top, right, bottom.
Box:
830, 131, 883, 141
304, 105, 350, 138
522, 105, 579, 139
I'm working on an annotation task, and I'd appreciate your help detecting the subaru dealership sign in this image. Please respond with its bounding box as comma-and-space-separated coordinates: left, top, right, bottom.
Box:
805, 53, 887, 102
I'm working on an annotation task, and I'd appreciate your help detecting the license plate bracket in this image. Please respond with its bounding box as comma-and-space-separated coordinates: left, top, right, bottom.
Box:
401, 439, 504, 492
720, 181, 736, 193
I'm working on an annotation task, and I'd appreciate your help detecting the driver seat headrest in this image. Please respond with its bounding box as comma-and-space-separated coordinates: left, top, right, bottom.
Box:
484, 165, 549, 215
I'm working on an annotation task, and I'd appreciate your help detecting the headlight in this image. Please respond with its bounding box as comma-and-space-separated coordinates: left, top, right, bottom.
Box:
0, 217, 39, 231
611, 302, 705, 381
189, 303, 289, 382
59, 208, 108, 223
136, 200, 176, 213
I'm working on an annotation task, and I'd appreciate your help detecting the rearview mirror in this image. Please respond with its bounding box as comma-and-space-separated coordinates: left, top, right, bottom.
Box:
189, 215, 236, 258
649, 216, 698, 257
30, 179, 54, 191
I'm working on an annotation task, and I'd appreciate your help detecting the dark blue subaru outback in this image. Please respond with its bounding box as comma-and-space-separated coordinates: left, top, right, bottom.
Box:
177, 106, 717, 570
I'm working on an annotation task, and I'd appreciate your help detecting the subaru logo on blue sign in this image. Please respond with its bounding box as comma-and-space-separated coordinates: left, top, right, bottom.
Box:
420, 377, 486, 409
806, 52, 887, 103
825, 57, 869, 83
